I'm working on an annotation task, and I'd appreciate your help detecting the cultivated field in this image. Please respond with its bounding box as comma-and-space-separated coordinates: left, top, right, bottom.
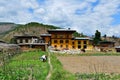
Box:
57, 56, 120, 74
0, 50, 49, 80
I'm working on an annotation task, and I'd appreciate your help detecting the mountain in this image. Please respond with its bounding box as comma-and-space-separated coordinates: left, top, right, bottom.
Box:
0, 22, 17, 34
0, 22, 60, 43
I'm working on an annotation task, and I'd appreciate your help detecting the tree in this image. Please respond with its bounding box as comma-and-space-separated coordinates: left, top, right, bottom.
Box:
10, 37, 16, 43
103, 34, 107, 41
93, 30, 101, 45
73, 32, 86, 37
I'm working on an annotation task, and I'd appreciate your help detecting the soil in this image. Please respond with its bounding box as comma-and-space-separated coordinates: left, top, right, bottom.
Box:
57, 56, 120, 74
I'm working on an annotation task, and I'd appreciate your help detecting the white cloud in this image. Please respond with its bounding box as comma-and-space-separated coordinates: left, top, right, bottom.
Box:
0, 0, 120, 36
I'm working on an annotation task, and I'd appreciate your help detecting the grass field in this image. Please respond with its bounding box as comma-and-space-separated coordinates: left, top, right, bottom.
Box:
0, 50, 49, 80
0, 50, 76, 80
50, 53, 76, 80
55, 51, 120, 56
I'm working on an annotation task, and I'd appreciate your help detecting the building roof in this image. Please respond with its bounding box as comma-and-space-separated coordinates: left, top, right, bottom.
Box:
40, 34, 51, 37
18, 43, 48, 46
74, 37, 91, 40
14, 35, 39, 38
99, 41, 115, 44
115, 46, 120, 48
48, 29, 76, 32
0, 40, 7, 43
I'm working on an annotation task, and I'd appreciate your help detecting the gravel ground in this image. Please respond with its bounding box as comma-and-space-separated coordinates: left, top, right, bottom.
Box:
57, 56, 120, 74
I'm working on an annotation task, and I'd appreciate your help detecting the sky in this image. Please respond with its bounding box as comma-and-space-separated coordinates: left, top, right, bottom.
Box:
0, 0, 120, 37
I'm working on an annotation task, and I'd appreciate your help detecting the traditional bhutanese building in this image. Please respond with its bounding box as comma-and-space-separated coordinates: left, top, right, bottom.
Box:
47, 29, 76, 50
40, 29, 93, 50
40, 34, 51, 46
97, 41, 115, 52
14, 29, 93, 51
72, 37, 93, 50
14, 36, 48, 51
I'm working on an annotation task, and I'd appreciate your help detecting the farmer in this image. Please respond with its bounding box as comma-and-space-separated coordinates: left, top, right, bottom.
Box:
40, 55, 47, 62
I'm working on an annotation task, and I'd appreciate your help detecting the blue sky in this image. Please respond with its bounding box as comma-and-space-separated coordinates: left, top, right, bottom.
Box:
0, 0, 120, 36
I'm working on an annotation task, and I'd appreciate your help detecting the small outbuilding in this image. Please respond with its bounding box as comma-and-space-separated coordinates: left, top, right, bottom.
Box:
98, 41, 115, 52
115, 46, 120, 52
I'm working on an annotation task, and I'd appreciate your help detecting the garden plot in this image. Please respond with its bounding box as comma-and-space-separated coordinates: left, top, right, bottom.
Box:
57, 56, 120, 74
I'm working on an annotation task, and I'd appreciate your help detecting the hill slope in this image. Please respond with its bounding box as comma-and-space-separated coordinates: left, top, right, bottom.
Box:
0, 22, 60, 42
0, 22, 17, 34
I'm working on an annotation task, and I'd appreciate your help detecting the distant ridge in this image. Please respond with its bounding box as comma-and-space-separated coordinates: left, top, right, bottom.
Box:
0, 22, 14, 25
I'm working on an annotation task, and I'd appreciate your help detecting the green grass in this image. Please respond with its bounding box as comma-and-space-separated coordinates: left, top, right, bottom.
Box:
50, 53, 76, 80
0, 50, 49, 80
78, 52, 120, 56
75, 73, 120, 80
54, 52, 120, 56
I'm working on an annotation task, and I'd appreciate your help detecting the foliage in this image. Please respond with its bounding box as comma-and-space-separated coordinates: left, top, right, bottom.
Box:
93, 30, 101, 45
50, 53, 76, 80
10, 37, 16, 43
73, 32, 86, 37
0, 50, 49, 80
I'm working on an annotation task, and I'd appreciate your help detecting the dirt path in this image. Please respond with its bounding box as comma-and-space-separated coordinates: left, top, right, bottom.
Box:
57, 56, 120, 74
46, 52, 52, 80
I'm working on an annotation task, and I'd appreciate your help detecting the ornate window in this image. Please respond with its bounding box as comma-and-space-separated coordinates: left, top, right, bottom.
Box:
78, 45, 81, 49
84, 45, 87, 49
84, 41, 87, 44
20, 39, 22, 43
78, 41, 81, 44
72, 46, 75, 49
54, 45, 57, 48
54, 40, 57, 43
25, 39, 28, 43
60, 40, 63, 43
72, 42, 74, 45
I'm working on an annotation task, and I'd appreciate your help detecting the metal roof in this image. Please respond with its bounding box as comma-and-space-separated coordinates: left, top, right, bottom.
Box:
74, 37, 91, 40
14, 35, 39, 38
99, 41, 115, 43
115, 46, 120, 48
18, 43, 48, 46
40, 34, 51, 36
48, 29, 76, 32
